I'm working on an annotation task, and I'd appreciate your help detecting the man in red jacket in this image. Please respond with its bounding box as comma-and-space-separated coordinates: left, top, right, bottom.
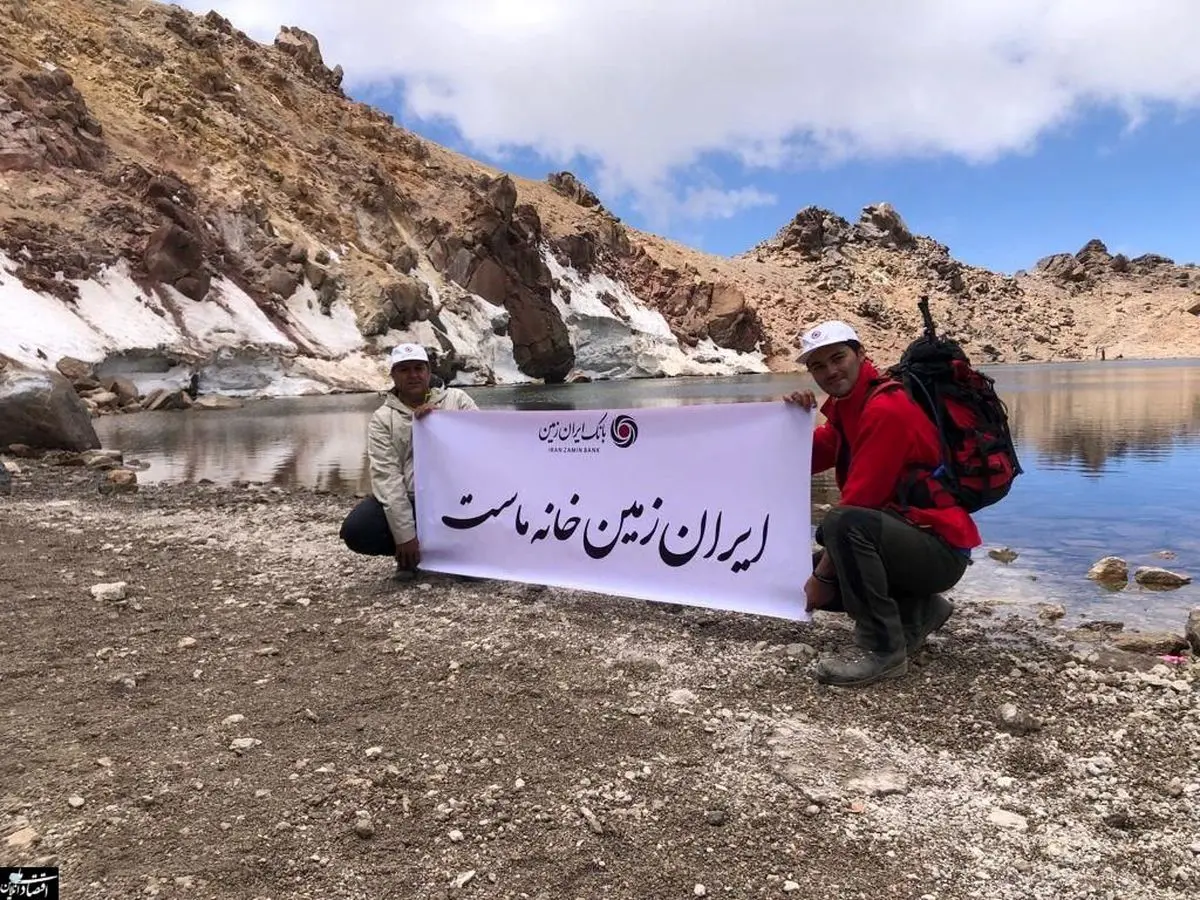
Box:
785, 320, 980, 687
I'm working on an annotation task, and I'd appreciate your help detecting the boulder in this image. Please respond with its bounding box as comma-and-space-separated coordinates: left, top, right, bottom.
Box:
1186, 608, 1200, 655
0, 367, 100, 451
1110, 631, 1189, 656
101, 376, 140, 405
359, 275, 434, 336
547, 171, 602, 208
1036, 253, 1089, 283
56, 356, 96, 385
1133, 566, 1191, 589
275, 26, 344, 91
436, 183, 574, 381
857, 203, 914, 248
99, 469, 138, 494
1087, 556, 1128, 583
1075, 238, 1112, 272
144, 223, 211, 301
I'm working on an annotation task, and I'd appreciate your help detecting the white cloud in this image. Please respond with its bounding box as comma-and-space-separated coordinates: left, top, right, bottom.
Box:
182, 0, 1200, 216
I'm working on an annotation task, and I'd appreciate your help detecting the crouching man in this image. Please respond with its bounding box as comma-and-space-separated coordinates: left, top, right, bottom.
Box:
785, 321, 980, 687
339, 344, 478, 580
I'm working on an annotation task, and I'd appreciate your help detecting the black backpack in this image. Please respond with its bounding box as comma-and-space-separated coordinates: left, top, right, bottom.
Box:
878, 296, 1023, 513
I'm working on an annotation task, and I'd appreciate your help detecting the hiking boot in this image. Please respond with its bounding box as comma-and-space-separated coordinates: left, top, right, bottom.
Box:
906, 595, 954, 654
815, 646, 908, 687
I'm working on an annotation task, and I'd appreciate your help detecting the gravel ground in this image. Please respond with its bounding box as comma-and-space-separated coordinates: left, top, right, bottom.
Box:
2, 458, 1198, 900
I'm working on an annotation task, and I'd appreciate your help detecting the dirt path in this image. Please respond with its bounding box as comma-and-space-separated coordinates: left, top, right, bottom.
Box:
1, 461, 1198, 899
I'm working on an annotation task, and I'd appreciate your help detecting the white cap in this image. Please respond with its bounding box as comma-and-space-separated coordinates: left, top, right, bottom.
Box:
797, 320, 860, 363
388, 343, 429, 367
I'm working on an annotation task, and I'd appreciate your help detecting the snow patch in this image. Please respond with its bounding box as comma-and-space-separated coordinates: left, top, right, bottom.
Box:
543, 248, 768, 379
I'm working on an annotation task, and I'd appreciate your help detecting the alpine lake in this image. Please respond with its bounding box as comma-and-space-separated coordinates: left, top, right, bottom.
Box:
95, 359, 1200, 633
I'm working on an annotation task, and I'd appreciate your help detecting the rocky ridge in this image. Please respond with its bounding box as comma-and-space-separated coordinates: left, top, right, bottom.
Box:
0, 0, 1198, 405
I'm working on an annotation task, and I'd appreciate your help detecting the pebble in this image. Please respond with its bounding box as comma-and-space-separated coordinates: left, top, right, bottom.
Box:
67, 794, 85, 808
229, 738, 261, 752
449, 829, 465, 842
705, 809, 726, 826
988, 808, 1028, 831
804, 805, 820, 817
365, 746, 383, 758
784, 881, 801, 892
90, 581, 127, 602
177, 637, 197, 649
693, 885, 707, 897
353, 818, 374, 839
455, 871, 476, 888
785, 643, 817, 660
667, 688, 698, 706
222, 714, 245, 726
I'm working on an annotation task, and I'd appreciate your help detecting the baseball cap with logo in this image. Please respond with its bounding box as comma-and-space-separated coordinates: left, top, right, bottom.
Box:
796, 320, 861, 364
388, 343, 429, 368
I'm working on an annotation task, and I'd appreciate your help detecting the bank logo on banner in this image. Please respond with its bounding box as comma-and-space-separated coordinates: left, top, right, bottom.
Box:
414, 402, 815, 621
537, 412, 639, 454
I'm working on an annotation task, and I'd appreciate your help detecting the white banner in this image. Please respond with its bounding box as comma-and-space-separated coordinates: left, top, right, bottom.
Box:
413, 401, 814, 620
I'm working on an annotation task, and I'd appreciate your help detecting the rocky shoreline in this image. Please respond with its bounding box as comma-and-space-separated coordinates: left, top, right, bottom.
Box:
2, 460, 1199, 899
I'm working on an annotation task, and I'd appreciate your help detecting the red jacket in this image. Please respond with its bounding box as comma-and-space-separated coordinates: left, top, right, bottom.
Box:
812, 359, 981, 551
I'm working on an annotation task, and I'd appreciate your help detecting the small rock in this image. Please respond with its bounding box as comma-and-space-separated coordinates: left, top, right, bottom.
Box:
784, 882, 801, 893
1037, 603, 1067, 622
667, 688, 697, 706
5, 826, 39, 850
90, 581, 127, 602
177, 637, 197, 649
1187, 608, 1200, 654
365, 746, 383, 758
579, 806, 604, 835
1087, 556, 1128, 583
99, 468, 138, 494
456, 871, 477, 889
1134, 566, 1191, 589
704, 809, 726, 826
988, 808, 1029, 831
846, 772, 908, 797
804, 804, 820, 817
255, 646, 279, 656
1111, 631, 1189, 656
354, 818, 374, 839
785, 642, 817, 660
67, 794, 85, 808
694, 885, 707, 898
448, 828, 465, 842
221, 714, 245, 726
229, 738, 261, 752
997, 702, 1041, 736
988, 547, 1019, 564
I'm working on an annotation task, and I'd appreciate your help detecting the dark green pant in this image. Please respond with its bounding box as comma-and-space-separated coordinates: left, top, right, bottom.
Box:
816, 506, 969, 654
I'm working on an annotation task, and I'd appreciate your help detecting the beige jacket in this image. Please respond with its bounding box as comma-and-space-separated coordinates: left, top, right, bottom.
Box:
367, 385, 478, 544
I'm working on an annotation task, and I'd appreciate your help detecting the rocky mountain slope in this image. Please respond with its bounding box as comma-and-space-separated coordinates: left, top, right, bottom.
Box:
1, 0, 1198, 403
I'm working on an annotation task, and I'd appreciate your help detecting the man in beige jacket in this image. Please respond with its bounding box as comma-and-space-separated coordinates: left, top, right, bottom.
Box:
339, 343, 478, 579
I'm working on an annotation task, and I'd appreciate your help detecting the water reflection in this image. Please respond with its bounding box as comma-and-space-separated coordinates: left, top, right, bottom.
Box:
1001, 361, 1200, 472
95, 362, 1200, 490
95, 361, 1200, 629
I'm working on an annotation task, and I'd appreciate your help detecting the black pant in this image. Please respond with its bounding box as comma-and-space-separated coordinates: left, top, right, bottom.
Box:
815, 506, 968, 653
340, 494, 410, 557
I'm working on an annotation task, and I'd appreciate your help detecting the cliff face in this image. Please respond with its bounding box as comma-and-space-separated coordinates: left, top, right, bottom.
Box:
1, 0, 1197, 406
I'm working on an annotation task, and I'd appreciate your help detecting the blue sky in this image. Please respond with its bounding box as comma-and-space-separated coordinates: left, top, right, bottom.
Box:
357, 84, 1200, 275
188, 1, 1200, 275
